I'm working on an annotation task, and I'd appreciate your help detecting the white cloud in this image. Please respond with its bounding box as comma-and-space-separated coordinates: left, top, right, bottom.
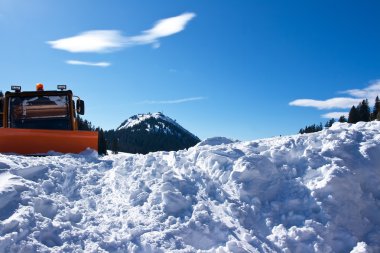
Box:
140, 96, 206, 104
128, 12, 196, 46
340, 81, 380, 100
321, 112, 349, 119
49, 31, 125, 53
47, 13, 196, 53
289, 80, 380, 110
66, 60, 111, 67
289, 97, 362, 110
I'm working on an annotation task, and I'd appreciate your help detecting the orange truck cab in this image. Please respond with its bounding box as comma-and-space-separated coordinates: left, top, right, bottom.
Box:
0, 84, 98, 155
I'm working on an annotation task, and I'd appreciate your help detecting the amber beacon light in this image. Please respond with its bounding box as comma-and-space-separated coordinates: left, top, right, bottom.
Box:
36, 83, 44, 91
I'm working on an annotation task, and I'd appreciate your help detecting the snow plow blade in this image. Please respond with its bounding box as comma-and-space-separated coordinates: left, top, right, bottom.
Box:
0, 128, 98, 155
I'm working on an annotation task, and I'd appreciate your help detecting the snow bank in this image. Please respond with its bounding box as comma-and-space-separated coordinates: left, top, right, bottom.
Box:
0, 122, 380, 252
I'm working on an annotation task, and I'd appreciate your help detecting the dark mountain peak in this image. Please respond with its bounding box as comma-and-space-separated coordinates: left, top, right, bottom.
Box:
106, 112, 200, 154
117, 112, 198, 139
117, 112, 174, 130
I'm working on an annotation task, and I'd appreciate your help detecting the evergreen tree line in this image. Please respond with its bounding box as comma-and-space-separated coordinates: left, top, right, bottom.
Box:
299, 96, 380, 134
347, 97, 380, 123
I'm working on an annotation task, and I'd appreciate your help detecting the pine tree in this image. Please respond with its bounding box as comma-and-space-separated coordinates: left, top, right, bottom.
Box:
348, 106, 360, 123
338, 115, 347, 123
371, 96, 380, 121
97, 128, 107, 155
112, 138, 119, 154
325, 118, 335, 128
357, 99, 370, 122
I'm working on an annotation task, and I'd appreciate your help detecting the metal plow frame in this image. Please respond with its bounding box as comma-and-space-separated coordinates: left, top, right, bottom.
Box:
0, 128, 98, 155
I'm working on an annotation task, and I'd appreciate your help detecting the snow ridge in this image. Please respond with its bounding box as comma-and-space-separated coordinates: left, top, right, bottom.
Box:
1, 122, 380, 252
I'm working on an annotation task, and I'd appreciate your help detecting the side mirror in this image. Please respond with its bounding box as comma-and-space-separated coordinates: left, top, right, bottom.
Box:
76, 99, 85, 115
0, 91, 3, 113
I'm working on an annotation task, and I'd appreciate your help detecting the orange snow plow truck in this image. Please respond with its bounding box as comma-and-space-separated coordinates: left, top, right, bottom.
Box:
0, 84, 98, 155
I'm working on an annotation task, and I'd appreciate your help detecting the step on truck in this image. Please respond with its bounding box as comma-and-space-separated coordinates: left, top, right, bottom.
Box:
0, 84, 98, 155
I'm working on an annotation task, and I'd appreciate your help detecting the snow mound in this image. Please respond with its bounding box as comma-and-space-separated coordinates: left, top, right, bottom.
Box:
197, 137, 237, 146
1, 122, 380, 252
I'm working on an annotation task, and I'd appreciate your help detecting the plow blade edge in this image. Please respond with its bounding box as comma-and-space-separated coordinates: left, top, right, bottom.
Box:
0, 128, 98, 155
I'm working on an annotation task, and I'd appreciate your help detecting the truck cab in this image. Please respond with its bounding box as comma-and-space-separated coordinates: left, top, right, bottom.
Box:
0, 84, 84, 130
0, 84, 97, 155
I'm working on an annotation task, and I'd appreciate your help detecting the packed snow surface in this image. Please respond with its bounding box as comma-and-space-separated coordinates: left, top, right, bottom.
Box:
1, 122, 380, 252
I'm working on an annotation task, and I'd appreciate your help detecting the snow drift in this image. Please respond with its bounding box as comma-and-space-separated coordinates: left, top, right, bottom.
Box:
0, 122, 379, 252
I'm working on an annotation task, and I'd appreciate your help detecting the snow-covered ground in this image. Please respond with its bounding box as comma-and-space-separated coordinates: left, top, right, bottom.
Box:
0, 122, 380, 252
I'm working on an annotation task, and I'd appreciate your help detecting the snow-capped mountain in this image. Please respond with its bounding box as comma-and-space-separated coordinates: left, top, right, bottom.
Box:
106, 112, 200, 154
1, 122, 380, 252
116, 112, 197, 138
116, 112, 177, 130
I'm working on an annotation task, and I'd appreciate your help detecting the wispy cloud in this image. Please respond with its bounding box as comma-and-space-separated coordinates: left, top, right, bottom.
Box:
139, 96, 206, 104
47, 13, 196, 53
340, 82, 380, 99
128, 12, 195, 48
289, 97, 362, 110
289, 80, 380, 118
66, 60, 111, 67
289, 80, 380, 110
321, 112, 349, 119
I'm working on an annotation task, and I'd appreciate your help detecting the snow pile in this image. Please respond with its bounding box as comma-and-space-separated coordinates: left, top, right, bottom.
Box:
1, 122, 380, 252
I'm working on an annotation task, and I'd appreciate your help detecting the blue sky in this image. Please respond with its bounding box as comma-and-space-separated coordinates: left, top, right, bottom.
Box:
1, 0, 380, 140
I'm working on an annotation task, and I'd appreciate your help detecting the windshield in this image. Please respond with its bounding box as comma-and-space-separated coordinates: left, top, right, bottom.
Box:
8, 95, 72, 130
